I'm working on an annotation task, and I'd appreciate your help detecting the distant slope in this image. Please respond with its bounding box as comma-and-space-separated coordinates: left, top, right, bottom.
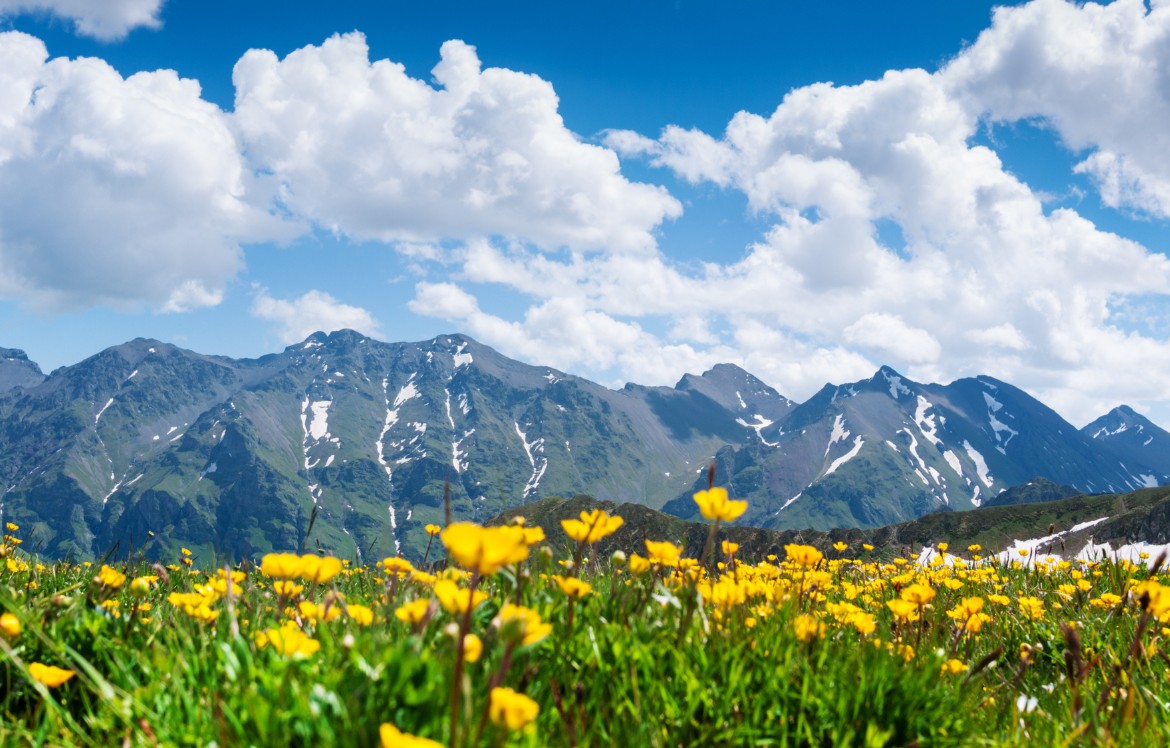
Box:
1082, 405, 1170, 476
501, 486, 1170, 562
981, 477, 1081, 508
0, 348, 44, 392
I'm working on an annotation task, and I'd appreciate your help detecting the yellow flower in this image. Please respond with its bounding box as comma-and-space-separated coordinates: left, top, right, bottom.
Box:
489, 687, 539, 731
346, 603, 375, 626
380, 723, 443, 748
463, 633, 483, 663
258, 626, 320, 657
433, 579, 489, 615
442, 522, 529, 575
395, 599, 432, 625
692, 487, 747, 522
941, 659, 968, 675
832, 542, 848, 553
522, 526, 546, 546
297, 600, 342, 623
862, 544, 875, 552
424, 524, 442, 536
300, 555, 343, 584
785, 544, 824, 568
552, 575, 592, 599
129, 576, 154, 597
886, 598, 919, 621
1017, 596, 1045, 620
1, 612, 20, 639
497, 604, 552, 646
793, 614, 825, 643
937, 543, 949, 552
273, 580, 305, 597
968, 544, 982, 553
382, 556, 415, 579
628, 553, 652, 574
721, 540, 740, 556
900, 583, 935, 606
29, 662, 75, 688
645, 540, 682, 567
95, 565, 126, 589
180, 547, 192, 557
261, 552, 304, 579
561, 509, 624, 544
4, 522, 17, 531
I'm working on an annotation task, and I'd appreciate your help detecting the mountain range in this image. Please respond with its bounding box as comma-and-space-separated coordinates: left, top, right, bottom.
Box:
1, 330, 1166, 562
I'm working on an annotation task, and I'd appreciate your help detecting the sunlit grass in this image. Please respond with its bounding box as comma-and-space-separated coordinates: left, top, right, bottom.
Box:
3, 501, 1170, 746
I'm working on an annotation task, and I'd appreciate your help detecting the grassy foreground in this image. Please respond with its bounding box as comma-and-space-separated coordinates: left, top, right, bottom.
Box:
3, 492, 1170, 747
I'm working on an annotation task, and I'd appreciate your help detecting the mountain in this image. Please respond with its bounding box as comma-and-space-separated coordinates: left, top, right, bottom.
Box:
980, 476, 1080, 508
0, 348, 45, 392
0, 332, 1164, 562
1082, 405, 1170, 475
0, 331, 789, 562
662, 367, 1167, 531
498, 485, 1170, 562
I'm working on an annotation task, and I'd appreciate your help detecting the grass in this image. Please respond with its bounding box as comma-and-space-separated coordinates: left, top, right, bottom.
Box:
4, 510, 1170, 746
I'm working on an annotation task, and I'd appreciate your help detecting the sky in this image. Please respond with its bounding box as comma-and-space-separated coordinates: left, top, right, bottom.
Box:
1, 0, 1169, 428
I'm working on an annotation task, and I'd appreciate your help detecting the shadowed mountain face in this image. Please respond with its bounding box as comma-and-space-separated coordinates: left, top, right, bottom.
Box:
0, 332, 1161, 561
1082, 405, 1170, 476
0, 331, 790, 561
663, 368, 1167, 531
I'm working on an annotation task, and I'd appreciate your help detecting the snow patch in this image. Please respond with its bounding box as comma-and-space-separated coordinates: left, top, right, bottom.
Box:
824, 436, 864, 477
514, 422, 548, 500
453, 343, 473, 368
983, 392, 1018, 448
736, 414, 779, 447
736, 391, 747, 409
963, 440, 994, 490
95, 398, 115, 424
914, 396, 941, 446
826, 414, 849, 455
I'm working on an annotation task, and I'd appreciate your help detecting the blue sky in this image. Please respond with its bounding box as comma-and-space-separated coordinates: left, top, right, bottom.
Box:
1, 0, 1169, 427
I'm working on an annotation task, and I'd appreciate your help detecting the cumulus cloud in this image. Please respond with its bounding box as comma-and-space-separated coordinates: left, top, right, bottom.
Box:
943, 0, 1170, 217
413, 3, 1170, 424
0, 0, 163, 40
233, 33, 681, 254
0, 31, 278, 312
251, 287, 382, 344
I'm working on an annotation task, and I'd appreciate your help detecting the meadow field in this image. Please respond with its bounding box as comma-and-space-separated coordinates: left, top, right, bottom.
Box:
3, 487, 1170, 746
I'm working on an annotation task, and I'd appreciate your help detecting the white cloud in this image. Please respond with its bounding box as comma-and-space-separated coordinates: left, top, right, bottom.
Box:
0, 0, 163, 40
251, 287, 382, 344
233, 33, 681, 254
0, 31, 278, 313
412, 5, 1170, 425
943, 0, 1170, 217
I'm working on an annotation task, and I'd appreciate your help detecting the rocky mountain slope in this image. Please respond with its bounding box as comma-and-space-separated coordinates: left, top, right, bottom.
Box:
0, 330, 1163, 562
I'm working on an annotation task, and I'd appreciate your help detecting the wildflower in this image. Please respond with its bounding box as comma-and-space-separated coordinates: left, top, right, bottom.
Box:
628, 553, 652, 574
1018, 548, 1030, 557
553, 575, 592, 599
4, 522, 16, 531
380, 723, 442, 748
721, 540, 740, 556
95, 565, 126, 589
273, 580, 304, 597
261, 553, 305, 579
793, 614, 825, 643
693, 487, 747, 522
968, 544, 982, 553
433, 579, 488, 615
887, 598, 919, 621
941, 659, 968, 675
645, 540, 683, 567
937, 543, 949, 552
0, 612, 19, 639
561, 509, 624, 544
832, 542, 848, 553
181, 548, 192, 557
457, 632, 484, 663
785, 544, 823, 568
497, 604, 552, 646
382, 557, 415, 579
300, 555, 343, 584
257, 625, 320, 657
298, 600, 342, 623
424, 524, 442, 536
900, 583, 935, 606
1017, 596, 1045, 620
395, 599, 432, 625
522, 526, 546, 546
863, 544, 874, 552
346, 604, 375, 626
29, 662, 75, 687
442, 522, 529, 575
129, 576, 154, 597
489, 687, 539, 731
